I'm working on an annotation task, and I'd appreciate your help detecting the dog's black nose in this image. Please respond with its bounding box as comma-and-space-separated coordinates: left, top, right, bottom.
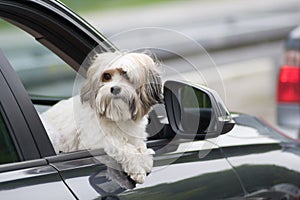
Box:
110, 86, 121, 95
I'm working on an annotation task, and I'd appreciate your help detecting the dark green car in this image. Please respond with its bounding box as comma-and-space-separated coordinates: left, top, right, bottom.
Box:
0, 1, 299, 199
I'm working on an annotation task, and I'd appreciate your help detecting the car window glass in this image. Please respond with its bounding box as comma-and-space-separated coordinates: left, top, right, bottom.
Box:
0, 19, 76, 102
0, 111, 19, 164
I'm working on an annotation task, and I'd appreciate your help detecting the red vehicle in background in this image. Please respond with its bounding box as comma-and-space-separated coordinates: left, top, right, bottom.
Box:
277, 26, 300, 137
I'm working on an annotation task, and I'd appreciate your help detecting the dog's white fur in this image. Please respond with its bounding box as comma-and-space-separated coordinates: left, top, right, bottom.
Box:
41, 51, 162, 184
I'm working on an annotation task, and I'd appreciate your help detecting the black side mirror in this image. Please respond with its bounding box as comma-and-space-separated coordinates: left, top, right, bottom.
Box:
164, 80, 235, 140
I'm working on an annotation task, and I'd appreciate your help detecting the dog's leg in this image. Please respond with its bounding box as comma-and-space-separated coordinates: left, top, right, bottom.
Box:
137, 144, 155, 155
123, 150, 153, 184
129, 136, 155, 155
103, 137, 153, 184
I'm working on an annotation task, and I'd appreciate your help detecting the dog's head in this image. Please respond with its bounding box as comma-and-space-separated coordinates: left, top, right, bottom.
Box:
80, 52, 163, 122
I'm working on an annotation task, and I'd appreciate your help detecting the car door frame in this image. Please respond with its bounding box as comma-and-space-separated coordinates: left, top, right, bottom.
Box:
0, 50, 55, 161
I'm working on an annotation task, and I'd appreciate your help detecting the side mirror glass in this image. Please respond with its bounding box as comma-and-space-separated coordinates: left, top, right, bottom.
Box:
164, 80, 235, 139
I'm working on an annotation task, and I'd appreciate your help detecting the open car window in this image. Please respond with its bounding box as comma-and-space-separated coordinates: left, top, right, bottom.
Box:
0, 18, 76, 111
0, 18, 76, 159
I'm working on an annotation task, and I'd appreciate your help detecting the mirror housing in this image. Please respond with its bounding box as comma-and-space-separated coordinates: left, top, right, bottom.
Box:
164, 80, 235, 140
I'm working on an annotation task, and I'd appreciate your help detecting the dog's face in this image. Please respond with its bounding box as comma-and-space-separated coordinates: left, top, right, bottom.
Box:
80, 52, 163, 122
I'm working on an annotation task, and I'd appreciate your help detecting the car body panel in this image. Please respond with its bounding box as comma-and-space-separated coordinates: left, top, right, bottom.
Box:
44, 116, 300, 199
0, 160, 75, 199
225, 144, 300, 193
120, 149, 243, 199
47, 142, 245, 199
217, 114, 300, 197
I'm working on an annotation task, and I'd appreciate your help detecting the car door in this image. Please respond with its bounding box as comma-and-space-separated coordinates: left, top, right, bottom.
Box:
120, 138, 246, 199
0, 50, 76, 199
46, 122, 246, 200
216, 114, 300, 199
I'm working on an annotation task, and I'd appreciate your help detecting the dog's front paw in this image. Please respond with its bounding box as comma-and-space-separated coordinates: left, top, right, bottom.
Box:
124, 153, 153, 184
129, 170, 147, 184
142, 153, 153, 174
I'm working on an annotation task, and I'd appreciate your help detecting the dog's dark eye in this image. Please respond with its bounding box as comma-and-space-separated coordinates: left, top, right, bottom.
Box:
103, 73, 112, 81
122, 71, 129, 80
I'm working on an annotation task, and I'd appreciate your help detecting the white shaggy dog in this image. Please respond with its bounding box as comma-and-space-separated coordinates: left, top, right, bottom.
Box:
41, 51, 163, 184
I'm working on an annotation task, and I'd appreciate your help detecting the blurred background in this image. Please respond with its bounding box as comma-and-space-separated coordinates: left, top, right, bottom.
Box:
0, 0, 300, 132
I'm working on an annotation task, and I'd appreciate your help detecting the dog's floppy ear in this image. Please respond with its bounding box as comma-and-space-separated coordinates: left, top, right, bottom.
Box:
145, 67, 163, 105
80, 65, 99, 107
133, 67, 162, 120
138, 66, 163, 114
132, 53, 163, 116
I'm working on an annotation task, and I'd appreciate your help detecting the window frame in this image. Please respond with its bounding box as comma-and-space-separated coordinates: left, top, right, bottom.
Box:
0, 105, 19, 164
0, 50, 55, 162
